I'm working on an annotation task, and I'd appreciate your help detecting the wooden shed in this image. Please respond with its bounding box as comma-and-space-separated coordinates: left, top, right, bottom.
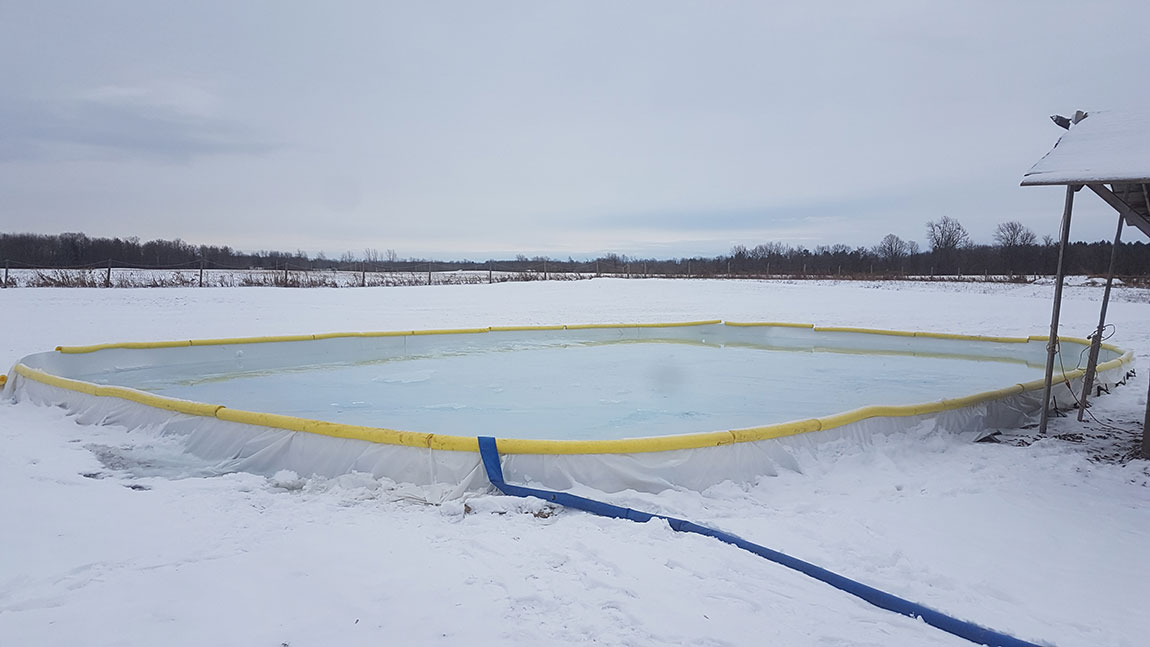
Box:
1022, 108, 1150, 457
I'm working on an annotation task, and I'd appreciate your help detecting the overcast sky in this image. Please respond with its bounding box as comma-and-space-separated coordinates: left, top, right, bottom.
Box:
2, 1, 1148, 259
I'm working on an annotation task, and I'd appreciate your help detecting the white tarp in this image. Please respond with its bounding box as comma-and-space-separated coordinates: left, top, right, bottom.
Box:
5, 368, 1079, 496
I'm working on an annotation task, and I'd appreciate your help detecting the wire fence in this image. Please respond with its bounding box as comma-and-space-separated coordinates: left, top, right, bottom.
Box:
0, 258, 647, 289
0, 257, 1125, 289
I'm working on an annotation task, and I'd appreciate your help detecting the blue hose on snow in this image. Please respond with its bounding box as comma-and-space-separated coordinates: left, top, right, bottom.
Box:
477, 436, 1042, 647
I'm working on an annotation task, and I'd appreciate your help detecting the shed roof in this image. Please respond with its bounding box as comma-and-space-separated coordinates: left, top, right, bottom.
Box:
1021, 108, 1150, 186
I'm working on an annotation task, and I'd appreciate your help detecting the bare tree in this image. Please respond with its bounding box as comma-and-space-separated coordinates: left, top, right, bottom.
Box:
873, 234, 911, 264
993, 221, 1037, 248
994, 221, 1037, 278
751, 241, 787, 259
926, 216, 969, 274
385, 249, 398, 263
925, 216, 970, 251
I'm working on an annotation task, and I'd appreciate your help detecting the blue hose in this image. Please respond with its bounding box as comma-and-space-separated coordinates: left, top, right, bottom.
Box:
477, 436, 1042, 647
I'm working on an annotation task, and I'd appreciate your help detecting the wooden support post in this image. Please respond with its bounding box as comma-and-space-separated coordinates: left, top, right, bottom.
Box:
199, 258, 205, 287
1142, 367, 1150, 459
1142, 185, 1150, 458
1078, 212, 1123, 420
544, 260, 548, 281
687, 260, 692, 277
488, 262, 493, 284
283, 263, 289, 285
3, 259, 8, 288
644, 262, 648, 277
361, 264, 366, 287
427, 264, 432, 286
1087, 183, 1150, 237
1039, 185, 1077, 435
105, 259, 112, 288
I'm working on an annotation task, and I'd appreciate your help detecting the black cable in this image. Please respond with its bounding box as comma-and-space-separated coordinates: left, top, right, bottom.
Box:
1054, 332, 1137, 434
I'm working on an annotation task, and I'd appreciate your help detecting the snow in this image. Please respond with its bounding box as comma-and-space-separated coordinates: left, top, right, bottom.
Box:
1022, 108, 1150, 185
2, 278, 1149, 646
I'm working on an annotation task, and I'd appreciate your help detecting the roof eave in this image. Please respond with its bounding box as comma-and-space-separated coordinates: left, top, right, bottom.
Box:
1021, 176, 1150, 187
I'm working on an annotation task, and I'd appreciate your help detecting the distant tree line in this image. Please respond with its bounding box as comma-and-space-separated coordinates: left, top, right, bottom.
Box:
2, 220, 1148, 278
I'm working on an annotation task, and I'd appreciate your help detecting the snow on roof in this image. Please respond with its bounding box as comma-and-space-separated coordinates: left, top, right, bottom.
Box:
1021, 108, 1150, 186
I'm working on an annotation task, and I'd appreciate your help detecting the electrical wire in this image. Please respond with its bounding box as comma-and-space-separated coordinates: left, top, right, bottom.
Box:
1053, 326, 1137, 434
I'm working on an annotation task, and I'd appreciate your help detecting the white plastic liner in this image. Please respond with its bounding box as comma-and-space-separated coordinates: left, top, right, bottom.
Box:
4, 323, 1130, 495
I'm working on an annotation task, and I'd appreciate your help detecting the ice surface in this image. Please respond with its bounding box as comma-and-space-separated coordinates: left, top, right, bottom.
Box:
109, 340, 1047, 439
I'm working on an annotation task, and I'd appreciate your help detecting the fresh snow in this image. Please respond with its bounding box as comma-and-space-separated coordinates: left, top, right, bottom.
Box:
2, 278, 1149, 647
1022, 108, 1150, 185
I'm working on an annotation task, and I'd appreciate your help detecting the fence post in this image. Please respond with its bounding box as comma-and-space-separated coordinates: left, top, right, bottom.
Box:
595, 261, 600, 276
105, 259, 112, 288
544, 260, 548, 281
488, 262, 493, 284
361, 263, 366, 287
687, 260, 692, 277
644, 262, 648, 277
427, 264, 432, 286
284, 263, 289, 285
3, 259, 8, 288
199, 258, 205, 287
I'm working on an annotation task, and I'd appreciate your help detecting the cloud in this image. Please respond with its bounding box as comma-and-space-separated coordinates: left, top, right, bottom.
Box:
0, 83, 274, 163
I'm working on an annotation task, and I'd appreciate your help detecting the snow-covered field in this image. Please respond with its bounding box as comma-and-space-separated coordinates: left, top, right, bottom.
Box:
2, 279, 1148, 646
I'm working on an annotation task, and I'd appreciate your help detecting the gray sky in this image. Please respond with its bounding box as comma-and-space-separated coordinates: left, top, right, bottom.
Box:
2, 1, 1148, 259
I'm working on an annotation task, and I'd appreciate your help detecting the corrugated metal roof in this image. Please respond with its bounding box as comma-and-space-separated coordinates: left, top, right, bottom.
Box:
1021, 108, 1150, 186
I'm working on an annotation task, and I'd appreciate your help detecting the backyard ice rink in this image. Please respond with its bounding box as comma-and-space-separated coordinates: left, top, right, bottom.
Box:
2, 278, 1149, 646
